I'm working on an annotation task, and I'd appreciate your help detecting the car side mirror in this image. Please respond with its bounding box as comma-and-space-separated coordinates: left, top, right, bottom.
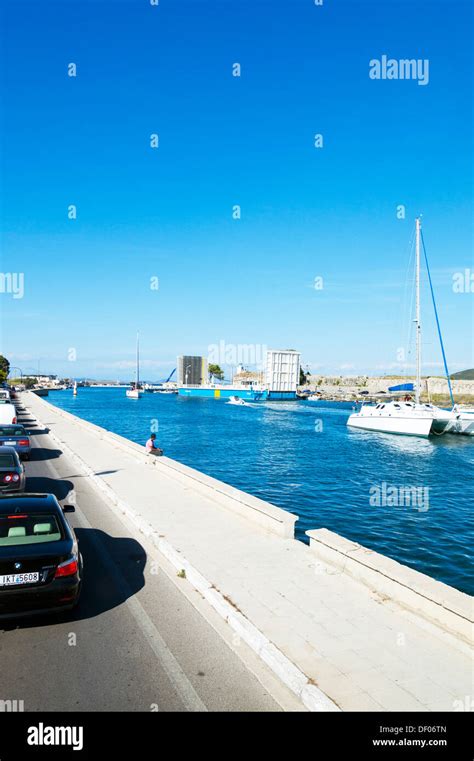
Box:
63, 504, 75, 513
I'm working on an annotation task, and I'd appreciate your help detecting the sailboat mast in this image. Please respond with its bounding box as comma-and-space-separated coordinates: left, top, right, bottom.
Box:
415, 218, 421, 404
136, 332, 140, 388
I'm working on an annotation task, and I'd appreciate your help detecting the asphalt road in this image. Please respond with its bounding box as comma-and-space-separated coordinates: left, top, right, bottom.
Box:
0, 401, 301, 712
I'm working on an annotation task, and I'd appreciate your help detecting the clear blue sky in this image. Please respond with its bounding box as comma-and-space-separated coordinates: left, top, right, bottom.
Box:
0, 0, 472, 381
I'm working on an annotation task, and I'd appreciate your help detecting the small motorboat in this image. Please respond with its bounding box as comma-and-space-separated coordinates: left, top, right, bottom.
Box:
227, 395, 248, 406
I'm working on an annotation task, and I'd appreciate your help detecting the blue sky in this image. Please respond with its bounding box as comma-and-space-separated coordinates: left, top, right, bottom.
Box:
0, 0, 472, 380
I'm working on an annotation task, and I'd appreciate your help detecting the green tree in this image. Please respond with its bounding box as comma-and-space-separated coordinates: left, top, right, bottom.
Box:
208, 364, 224, 380
0, 355, 10, 384
24, 377, 37, 389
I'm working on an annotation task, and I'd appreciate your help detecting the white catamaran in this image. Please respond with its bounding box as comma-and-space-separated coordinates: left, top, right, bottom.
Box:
347, 218, 455, 438
126, 332, 143, 399
448, 406, 474, 436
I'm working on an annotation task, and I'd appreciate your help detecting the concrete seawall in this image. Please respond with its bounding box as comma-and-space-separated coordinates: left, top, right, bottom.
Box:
307, 530, 472, 643
22, 392, 473, 712
27, 396, 297, 540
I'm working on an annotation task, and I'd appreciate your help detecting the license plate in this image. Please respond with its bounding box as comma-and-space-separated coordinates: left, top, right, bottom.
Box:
4, 441, 16, 446
0, 572, 40, 586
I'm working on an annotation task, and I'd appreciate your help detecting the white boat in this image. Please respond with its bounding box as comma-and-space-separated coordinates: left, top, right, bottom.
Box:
447, 407, 474, 436
347, 219, 455, 438
227, 395, 249, 406
348, 400, 452, 437
73, 382, 77, 396
126, 332, 143, 399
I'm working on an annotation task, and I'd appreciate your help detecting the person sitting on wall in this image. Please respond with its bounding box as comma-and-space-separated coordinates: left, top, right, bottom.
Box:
145, 433, 163, 456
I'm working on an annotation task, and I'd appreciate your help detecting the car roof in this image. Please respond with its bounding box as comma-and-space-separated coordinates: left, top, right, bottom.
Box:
0, 493, 61, 513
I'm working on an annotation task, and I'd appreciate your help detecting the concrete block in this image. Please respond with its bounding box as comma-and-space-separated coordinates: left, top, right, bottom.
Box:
260, 643, 307, 697
307, 529, 473, 643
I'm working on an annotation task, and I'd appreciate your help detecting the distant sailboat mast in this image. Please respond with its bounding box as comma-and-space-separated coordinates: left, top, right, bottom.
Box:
136, 331, 140, 389
415, 217, 422, 405
126, 331, 142, 398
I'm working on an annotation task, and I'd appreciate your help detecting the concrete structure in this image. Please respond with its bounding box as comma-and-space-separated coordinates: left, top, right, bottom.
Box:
177, 356, 208, 386
308, 375, 474, 400
265, 350, 300, 400
22, 391, 473, 712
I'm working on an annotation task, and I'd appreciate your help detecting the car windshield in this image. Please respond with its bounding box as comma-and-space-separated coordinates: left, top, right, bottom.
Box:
0, 454, 16, 467
0, 427, 24, 437
0, 514, 63, 546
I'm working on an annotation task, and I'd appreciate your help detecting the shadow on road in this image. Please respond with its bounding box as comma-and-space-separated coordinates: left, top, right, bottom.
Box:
72, 528, 147, 621
28, 448, 62, 461
25, 475, 74, 501
0, 529, 147, 630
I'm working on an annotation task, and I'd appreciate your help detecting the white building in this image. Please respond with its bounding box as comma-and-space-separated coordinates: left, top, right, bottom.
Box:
265, 350, 300, 399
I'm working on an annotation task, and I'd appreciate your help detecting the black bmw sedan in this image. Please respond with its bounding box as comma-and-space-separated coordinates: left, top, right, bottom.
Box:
0, 493, 83, 618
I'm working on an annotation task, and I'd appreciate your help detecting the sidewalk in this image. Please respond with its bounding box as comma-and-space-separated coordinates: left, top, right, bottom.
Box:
24, 392, 472, 712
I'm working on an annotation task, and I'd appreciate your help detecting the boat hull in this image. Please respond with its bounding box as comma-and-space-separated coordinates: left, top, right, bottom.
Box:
447, 411, 474, 435
178, 386, 267, 401
347, 413, 433, 437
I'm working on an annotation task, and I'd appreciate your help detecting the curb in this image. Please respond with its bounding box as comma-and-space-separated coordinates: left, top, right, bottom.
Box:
23, 401, 340, 713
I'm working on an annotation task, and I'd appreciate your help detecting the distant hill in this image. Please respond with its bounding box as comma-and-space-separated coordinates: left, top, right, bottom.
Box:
450, 369, 474, 380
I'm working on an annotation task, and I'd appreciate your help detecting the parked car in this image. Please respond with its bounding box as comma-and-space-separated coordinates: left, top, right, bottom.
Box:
0, 403, 17, 425
0, 448, 26, 493
0, 425, 31, 459
0, 390, 11, 402
0, 493, 82, 617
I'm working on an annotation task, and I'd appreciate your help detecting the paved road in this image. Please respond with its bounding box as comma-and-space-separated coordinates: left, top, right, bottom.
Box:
0, 401, 301, 712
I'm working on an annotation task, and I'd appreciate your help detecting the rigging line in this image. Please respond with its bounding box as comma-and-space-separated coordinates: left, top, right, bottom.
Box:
420, 229, 455, 407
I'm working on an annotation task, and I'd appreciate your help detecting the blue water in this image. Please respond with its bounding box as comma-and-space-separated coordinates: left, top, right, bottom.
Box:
48, 388, 473, 595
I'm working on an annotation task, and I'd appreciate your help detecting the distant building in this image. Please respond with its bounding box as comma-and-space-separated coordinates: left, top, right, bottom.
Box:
265, 350, 300, 399
26, 374, 60, 386
232, 370, 264, 387
177, 355, 208, 386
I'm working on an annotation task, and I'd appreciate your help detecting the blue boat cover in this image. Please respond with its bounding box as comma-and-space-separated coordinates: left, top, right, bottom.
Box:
388, 383, 414, 392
